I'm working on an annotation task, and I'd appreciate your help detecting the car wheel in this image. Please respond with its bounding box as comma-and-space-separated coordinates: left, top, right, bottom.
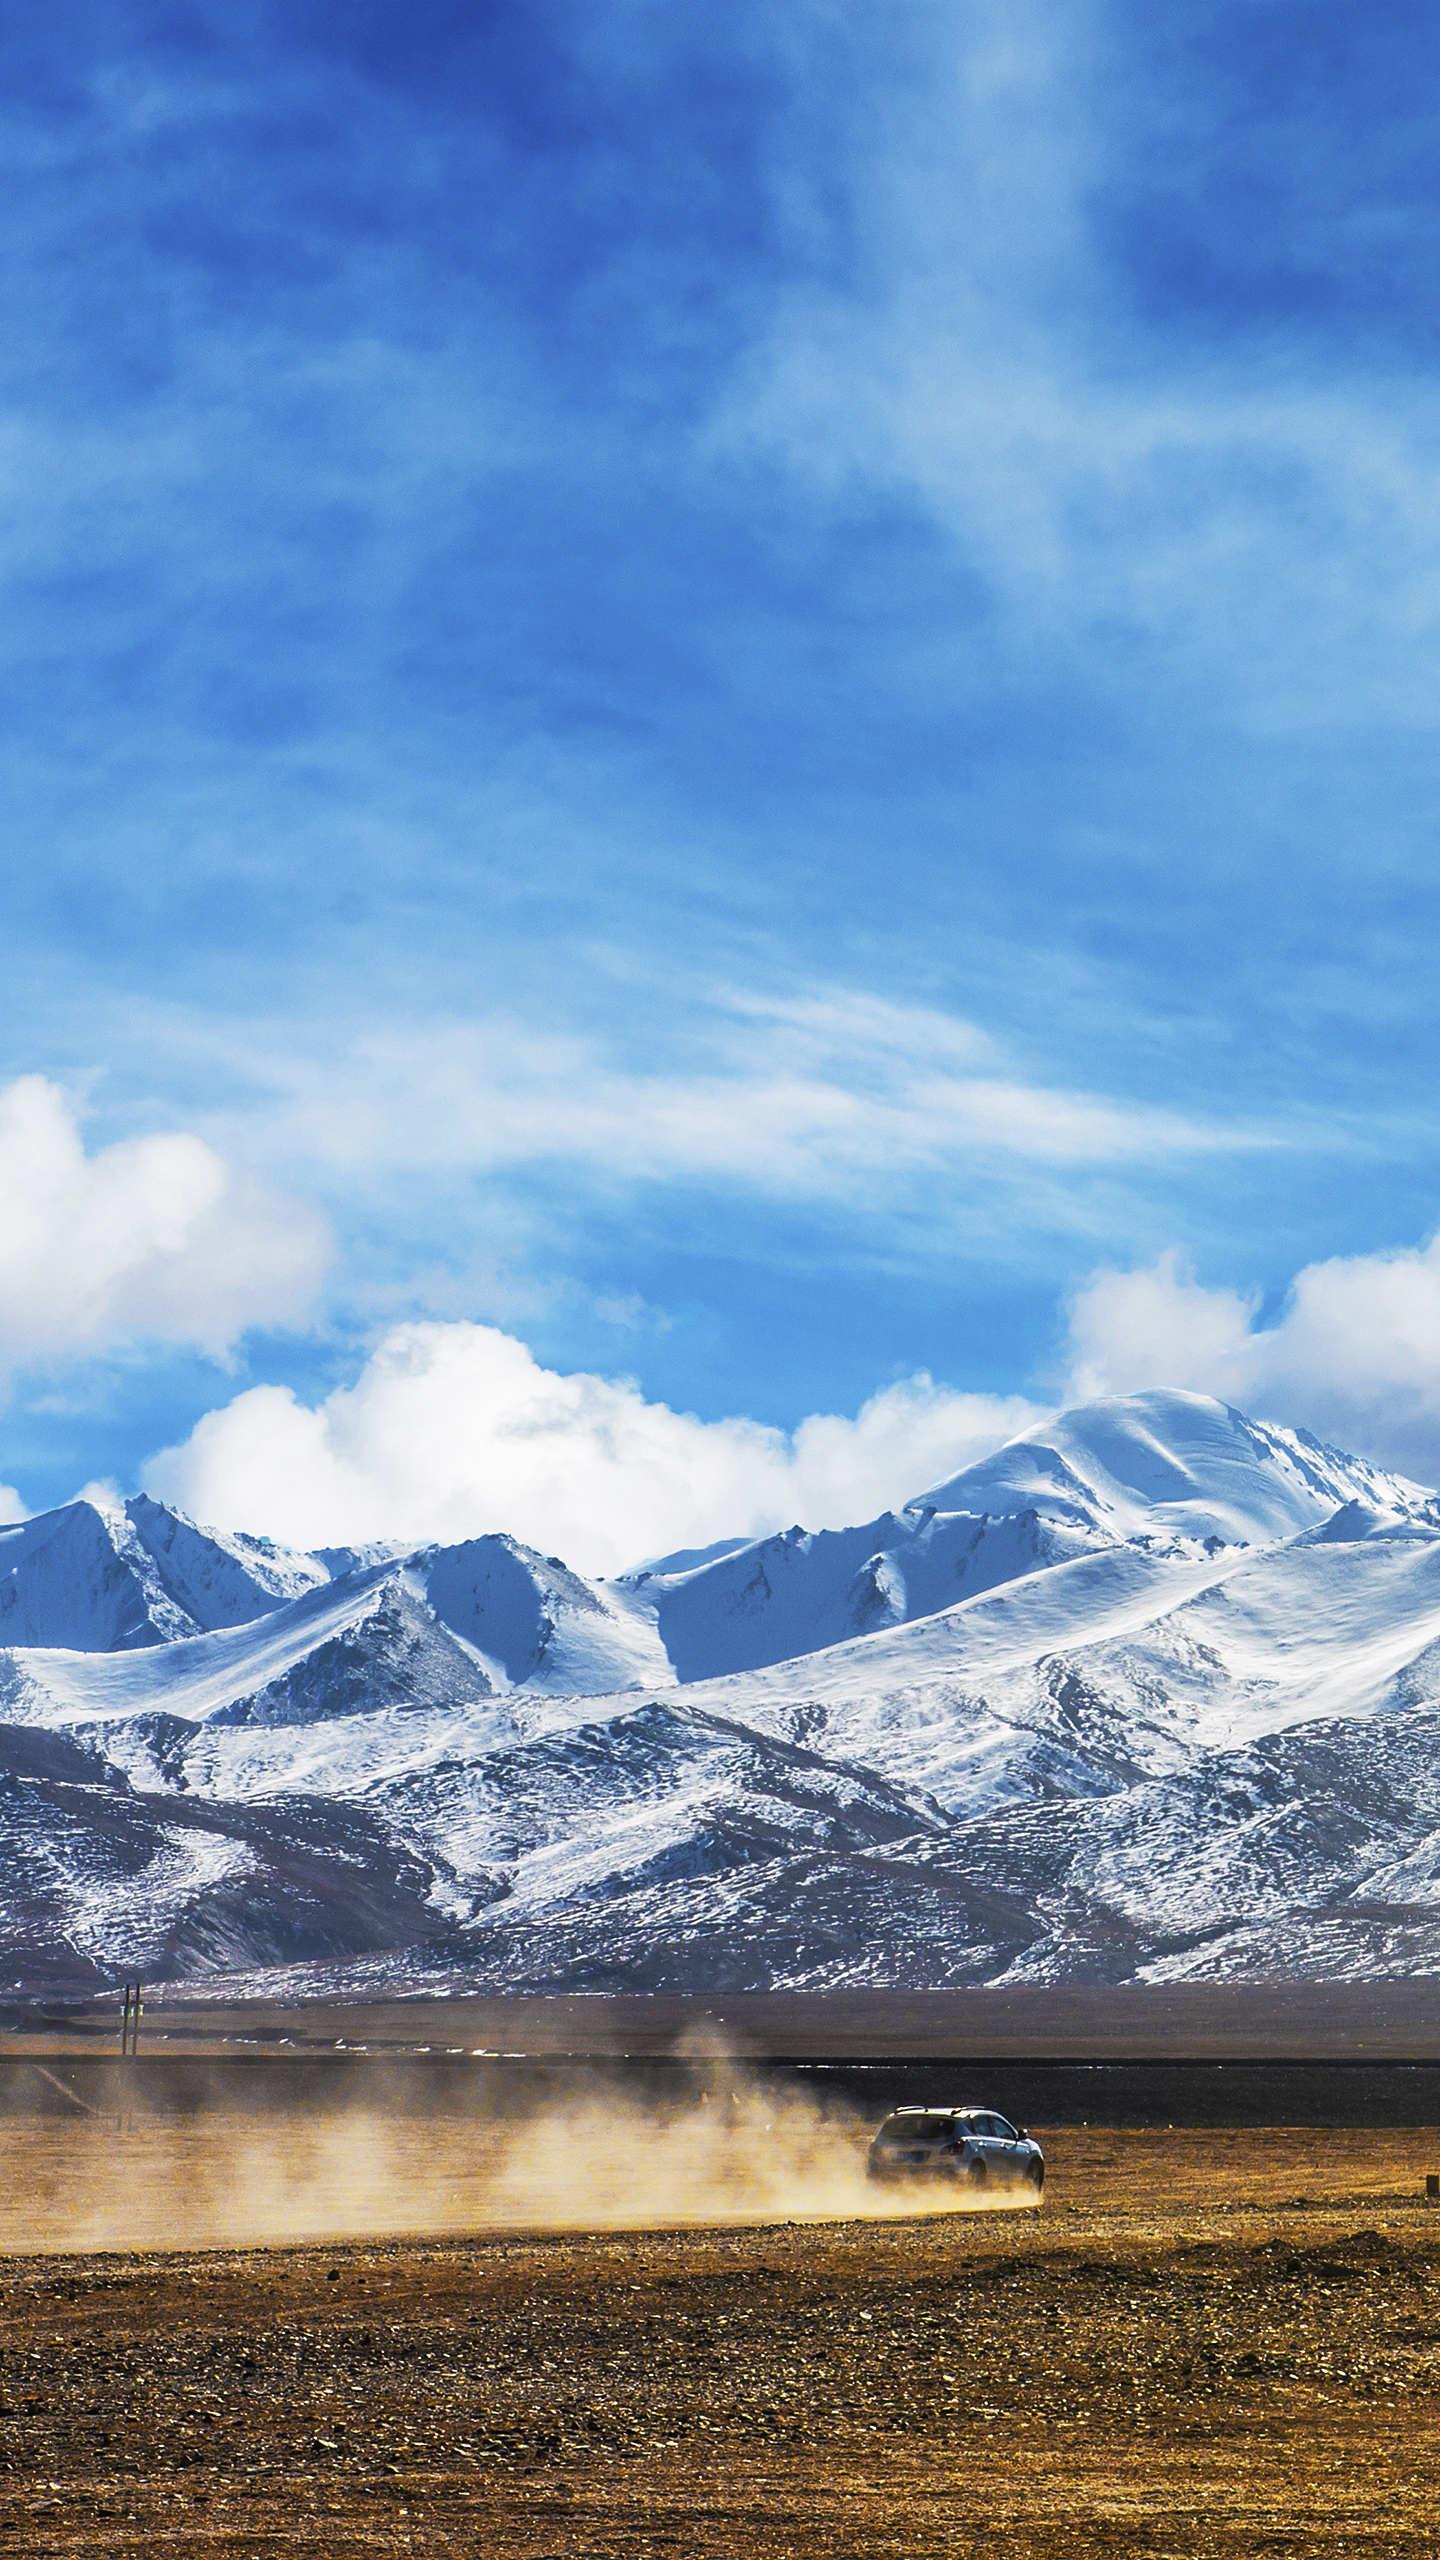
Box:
967, 2156, 988, 2188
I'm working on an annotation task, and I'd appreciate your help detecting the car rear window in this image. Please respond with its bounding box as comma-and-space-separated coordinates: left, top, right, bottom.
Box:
879, 2114, 957, 2141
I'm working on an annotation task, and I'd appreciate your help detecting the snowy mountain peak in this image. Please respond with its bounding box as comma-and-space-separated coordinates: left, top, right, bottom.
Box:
120, 1492, 330, 1621
0, 1498, 176, 1652
914, 1388, 1426, 1549
0, 1492, 328, 1652
415, 1531, 674, 1694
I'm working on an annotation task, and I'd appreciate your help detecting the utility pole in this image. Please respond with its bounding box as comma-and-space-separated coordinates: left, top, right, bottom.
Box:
119, 1980, 143, 2061
117, 1981, 143, 2135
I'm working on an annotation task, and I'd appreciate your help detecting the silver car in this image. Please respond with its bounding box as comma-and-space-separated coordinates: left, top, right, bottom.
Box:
866, 2105, 1045, 2194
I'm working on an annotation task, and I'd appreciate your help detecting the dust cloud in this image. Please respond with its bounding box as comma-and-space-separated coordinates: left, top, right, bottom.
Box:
1, 2052, 1038, 2256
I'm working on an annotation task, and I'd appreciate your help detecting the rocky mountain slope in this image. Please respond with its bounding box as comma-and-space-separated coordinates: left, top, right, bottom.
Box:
3, 1390, 1440, 1993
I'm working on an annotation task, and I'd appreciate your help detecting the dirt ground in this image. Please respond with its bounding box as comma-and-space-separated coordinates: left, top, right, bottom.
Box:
1, 2125, 1439, 2557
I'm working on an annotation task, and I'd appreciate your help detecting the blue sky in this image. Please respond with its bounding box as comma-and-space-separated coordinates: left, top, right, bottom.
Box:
5, 0, 1440, 1553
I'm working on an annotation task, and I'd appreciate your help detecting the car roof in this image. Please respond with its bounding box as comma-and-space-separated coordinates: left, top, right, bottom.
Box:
885, 2105, 992, 2121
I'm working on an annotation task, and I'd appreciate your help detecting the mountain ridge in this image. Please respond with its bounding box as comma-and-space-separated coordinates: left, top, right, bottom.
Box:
2, 1388, 1439, 1995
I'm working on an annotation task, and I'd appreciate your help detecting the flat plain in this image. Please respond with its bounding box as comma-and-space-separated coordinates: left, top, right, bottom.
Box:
0, 2125, 1438, 2556
34, 1976, 1440, 2057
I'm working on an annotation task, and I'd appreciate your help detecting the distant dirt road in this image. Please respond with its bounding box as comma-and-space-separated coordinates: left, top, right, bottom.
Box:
1, 2128, 1438, 2556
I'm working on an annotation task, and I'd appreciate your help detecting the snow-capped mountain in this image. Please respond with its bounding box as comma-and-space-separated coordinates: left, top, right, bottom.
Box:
5, 1389, 1440, 1992
609, 1390, 1432, 1682
0, 1492, 327, 1650
916, 1392, 1427, 1545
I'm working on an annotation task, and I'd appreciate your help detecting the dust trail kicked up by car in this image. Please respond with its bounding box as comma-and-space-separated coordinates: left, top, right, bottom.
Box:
0, 2061, 1042, 2256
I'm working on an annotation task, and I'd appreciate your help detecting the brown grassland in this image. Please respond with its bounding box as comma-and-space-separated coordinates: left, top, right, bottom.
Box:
0, 2123, 1437, 2555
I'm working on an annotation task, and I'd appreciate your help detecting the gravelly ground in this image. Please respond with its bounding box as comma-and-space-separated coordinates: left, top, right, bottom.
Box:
1, 2126, 1439, 2555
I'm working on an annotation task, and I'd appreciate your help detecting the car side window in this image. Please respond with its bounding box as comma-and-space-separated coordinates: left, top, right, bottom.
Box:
990, 2116, 1018, 2142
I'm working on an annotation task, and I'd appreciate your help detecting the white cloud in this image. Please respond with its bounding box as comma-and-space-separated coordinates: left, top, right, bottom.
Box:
216, 986, 1254, 1202
0, 1484, 25, 1526
1067, 1250, 1261, 1403
0, 1076, 329, 1370
145, 1319, 1042, 1575
1066, 1237, 1440, 1483
140, 1227, 1440, 1574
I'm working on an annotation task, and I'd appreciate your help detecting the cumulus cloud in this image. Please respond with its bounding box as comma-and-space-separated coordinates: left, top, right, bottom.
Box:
145, 1319, 1042, 1575
1067, 1250, 1261, 1403
1066, 1238, 1440, 1483
137, 1227, 1440, 1563
0, 1076, 329, 1370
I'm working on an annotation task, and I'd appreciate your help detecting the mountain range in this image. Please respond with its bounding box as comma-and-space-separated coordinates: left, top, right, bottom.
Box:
4, 1388, 1440, 1994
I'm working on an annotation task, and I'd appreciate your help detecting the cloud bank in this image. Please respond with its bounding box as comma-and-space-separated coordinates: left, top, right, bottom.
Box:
0, 1077, 329, 1371
146, 1320, 1042, 1577
147, 1225, 1440, 1573
1068, 1241, 1440, 1485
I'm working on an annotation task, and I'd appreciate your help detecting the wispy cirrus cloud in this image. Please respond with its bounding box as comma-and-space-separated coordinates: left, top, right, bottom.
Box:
723, 0, 1440, 729
209, 984, 1265, 1208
